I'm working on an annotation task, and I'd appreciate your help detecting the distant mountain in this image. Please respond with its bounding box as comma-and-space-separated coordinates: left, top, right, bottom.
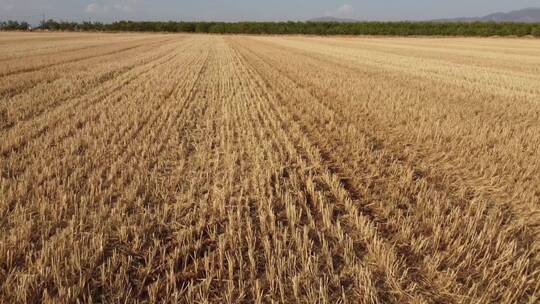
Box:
310, 8, 540, 23
435, 7, 540, 22
308, 17, 358, 23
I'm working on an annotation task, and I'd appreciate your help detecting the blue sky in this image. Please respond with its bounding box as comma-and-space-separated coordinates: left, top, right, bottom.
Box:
1, 0, 538, 23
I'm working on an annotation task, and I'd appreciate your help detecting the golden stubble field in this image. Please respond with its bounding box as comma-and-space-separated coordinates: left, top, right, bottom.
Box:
0, 32, 539, 303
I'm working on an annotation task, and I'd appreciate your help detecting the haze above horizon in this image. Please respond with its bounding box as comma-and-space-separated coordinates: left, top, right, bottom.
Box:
1, 0, 539, 23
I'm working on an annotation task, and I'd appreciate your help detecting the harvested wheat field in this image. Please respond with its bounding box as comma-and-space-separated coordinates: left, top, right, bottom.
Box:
1, 32, 540, 303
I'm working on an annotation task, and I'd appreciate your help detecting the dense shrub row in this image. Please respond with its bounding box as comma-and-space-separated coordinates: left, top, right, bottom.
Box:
3, 19, 540, 37
0, 20, 31, 30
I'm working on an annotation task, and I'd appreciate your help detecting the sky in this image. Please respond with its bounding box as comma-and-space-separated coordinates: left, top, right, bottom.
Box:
1, 0, 539, 23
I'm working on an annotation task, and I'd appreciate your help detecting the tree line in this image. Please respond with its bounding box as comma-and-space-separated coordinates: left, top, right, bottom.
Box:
0, 20, 31, 30
2, 19, 540, 37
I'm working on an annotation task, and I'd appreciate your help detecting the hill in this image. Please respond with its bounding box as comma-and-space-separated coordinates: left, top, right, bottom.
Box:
308, 17, 358, 23
435, 7, 540, 22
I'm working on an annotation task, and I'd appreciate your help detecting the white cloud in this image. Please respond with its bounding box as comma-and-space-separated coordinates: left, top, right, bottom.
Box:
113, 4, 133, 13
325, 4, 355, 18
85, 3, 110, 14
85, 1, 140, 15
336, 4, 354, 16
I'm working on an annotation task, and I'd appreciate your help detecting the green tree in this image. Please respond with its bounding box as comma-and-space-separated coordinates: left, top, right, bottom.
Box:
532, 26, 540, 37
